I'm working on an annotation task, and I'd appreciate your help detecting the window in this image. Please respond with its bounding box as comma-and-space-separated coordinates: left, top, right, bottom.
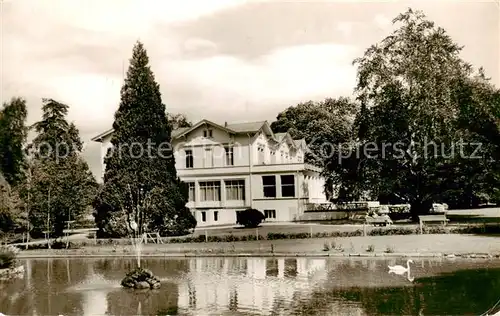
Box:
199, 181, 221, 201
262, 176, 276, 198
225, 146, 234, 166
214, 211, 218, 222
264, 209, 276, 219
188, 182, 195, 201
225, 180, 245, 200
185, 150, 193, 168
203, 129, 213, 138
203, 148, 213, 168
297, 155, 303, 162
258, 144, 265, 164
201, 211, 206, 222
281, 175, 295, 197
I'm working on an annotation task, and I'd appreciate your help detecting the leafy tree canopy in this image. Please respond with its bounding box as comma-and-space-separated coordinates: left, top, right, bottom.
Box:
0, 97, 28, 186
343, 8, 500, 216
28, 98, 97, 238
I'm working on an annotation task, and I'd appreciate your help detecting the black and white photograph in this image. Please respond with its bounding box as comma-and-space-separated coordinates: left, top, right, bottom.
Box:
0, 0, 499, 315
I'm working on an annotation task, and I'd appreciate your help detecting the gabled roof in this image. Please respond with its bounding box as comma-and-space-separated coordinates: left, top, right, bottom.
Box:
173, 119, 235, 139
91, 128, 114, 142
226, 121, 267, 133
91, 119, 306, 147
293, 139, 307, 148
90, 126, 191, 142
273, 133, 287, 142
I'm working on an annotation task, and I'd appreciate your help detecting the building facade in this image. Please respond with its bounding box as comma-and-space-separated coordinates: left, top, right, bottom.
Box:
91, 120, 328, 227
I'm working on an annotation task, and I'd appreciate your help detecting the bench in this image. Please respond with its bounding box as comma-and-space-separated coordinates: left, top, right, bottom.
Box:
418, 214, 449, 233
366, 216, 393, 227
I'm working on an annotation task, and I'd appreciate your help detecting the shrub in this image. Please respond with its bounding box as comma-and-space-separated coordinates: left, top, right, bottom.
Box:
0, 245, 19, 269
366, 244, 375, 252
385, 246, 395, 253
236, 208, 265, 228
369, 227, 414, 236
51, 240, 68, 249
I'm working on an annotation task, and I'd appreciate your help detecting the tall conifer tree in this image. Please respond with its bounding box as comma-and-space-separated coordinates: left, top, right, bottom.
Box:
94, 41, 196, 237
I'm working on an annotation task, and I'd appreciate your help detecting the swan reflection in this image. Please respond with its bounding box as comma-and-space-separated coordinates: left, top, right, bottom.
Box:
388, 259, 415, 282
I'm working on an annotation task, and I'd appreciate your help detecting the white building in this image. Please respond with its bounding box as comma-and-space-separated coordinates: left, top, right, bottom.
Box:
91, 120, 328, 227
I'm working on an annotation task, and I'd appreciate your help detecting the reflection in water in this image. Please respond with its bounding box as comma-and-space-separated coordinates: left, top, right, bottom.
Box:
388, 259, 415, 283
1, 257, 500, 315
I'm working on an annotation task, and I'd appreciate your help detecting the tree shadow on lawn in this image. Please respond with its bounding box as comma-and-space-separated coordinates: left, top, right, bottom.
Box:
447, 215, 500, 224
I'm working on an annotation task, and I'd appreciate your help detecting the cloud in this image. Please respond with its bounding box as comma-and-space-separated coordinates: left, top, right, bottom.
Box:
163, 43, 358, 113
3, 0, 250, 35
2, 0, 496, 179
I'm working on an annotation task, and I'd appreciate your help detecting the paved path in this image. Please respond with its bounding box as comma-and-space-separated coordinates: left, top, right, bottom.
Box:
448, 207, 500, 218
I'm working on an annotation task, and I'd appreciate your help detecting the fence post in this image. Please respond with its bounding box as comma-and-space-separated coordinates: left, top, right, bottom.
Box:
310, 226, 313, 238
256, 228, 259, 241
363, 223, 366, 237
205, 230, 208, 242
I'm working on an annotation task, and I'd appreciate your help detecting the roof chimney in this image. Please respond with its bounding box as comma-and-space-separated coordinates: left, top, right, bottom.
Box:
224, 121, 228, 127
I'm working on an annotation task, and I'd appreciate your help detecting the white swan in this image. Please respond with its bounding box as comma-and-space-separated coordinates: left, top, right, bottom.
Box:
388, 259, 413, 275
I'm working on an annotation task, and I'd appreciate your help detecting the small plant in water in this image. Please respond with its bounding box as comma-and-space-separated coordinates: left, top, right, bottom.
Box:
366, 244, 375, 252
322, 242, 330, 251
330, 239, 336, 249
349, 242, 355, 253
385, 245, 395, 253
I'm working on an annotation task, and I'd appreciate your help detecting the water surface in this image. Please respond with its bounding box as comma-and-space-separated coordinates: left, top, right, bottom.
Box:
1, 257, 500, 315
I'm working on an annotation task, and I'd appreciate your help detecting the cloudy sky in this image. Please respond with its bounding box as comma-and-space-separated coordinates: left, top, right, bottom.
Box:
1, 0, 499, 178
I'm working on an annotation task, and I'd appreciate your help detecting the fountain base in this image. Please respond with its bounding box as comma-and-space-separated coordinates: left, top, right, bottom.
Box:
121, 267, 161, 289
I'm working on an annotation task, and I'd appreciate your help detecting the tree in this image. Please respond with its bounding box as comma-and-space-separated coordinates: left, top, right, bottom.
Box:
271, 97, 359, 199
0, 173, 26, 240
168, 113, 192, 130
28, 99, 97, 238
348, 8, 499, 218
93, 41, 196, 237
0, 97, 28, 186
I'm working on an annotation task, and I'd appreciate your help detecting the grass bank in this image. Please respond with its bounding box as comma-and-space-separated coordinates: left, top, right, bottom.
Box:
16, 234, 500, 259
42, 223, 500, 247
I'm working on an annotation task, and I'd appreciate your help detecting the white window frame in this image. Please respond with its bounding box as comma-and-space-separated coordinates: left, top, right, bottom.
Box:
203, 148, 213, 168
225, 179, 245, 200
199, 181, 221, 201
225, 146, 234, 166
185, 149, 194, 168
264, 209, 276, 219
281, 175, 295, 197
262, 175, 276, 198
187, 182, 195, 201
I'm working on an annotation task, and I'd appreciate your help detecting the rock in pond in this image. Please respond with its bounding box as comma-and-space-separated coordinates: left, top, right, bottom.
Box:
121, 267, 161, 290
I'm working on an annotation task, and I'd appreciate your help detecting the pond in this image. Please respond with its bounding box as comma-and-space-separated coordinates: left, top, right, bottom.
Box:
1, 257, 500, 315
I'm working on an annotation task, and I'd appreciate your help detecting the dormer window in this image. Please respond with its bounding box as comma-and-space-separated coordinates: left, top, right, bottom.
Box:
203, 129, 213, 138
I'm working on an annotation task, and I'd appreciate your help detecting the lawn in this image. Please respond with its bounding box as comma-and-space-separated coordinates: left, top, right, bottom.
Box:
191, 207, 500, 238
